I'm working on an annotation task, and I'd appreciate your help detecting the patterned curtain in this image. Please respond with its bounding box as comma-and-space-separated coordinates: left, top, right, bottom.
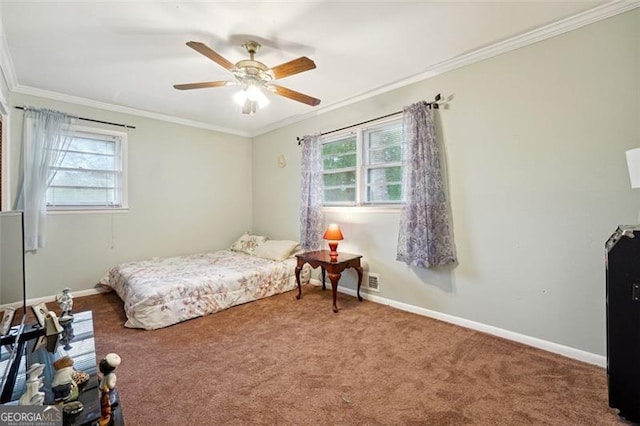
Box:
396, 101, 457, 268
299, 134, 324, 250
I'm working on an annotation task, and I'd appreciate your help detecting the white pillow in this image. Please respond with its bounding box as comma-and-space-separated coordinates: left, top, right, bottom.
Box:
253, 240, 300, 261
229, 232, 268, 255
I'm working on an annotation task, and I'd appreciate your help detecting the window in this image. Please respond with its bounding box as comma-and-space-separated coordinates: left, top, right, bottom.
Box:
322, 118, 403, 206
46, 126, 127, 210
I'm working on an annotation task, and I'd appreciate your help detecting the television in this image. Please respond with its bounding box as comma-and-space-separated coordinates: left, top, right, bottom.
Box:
0, 210, 28, 402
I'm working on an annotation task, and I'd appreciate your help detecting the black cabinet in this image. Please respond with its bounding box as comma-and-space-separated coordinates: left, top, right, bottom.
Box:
606, 226, 640, 423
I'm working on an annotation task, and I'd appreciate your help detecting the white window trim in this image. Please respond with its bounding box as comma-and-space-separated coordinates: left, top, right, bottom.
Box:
322, 205, 402, 214
322, 115, 403, 208
46, 124, 129, 212
47, 207, 129, 215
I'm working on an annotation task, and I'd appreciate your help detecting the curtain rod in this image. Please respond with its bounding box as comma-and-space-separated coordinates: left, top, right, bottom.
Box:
297, 93, 441, 145
14, 106, 136, 130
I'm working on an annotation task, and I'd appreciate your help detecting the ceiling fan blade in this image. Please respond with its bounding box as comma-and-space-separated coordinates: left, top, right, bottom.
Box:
270, 57, 316, 80
186, 41, 235, 71
173, 81, 231, 90
270, 84, 321, 107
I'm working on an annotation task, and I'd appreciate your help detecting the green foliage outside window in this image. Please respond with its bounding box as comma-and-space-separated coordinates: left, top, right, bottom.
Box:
322, 137, 356, 170
323, 171, 356, 187
321, 119, 403, 205
367, 166, 402, 202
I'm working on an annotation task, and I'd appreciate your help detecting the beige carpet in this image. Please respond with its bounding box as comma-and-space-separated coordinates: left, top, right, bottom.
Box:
71, 286, 627, 425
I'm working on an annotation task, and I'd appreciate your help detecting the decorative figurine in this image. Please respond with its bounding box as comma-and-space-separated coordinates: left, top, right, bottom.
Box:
19, 379, 45, 405
52, 356, 79, 403
26, 363, 45, 382
99, 387, 111, 426
56, 287, 74, 321
60, 317, 75, 350
19, 363, 45, 405
72, 370, 90, 390
99, 353, 121, 426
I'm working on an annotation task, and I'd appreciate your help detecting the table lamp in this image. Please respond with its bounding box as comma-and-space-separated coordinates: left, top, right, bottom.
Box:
323, 223, 344, 262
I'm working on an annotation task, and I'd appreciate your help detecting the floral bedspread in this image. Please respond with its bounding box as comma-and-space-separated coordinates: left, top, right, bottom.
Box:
99, 250, 308, 330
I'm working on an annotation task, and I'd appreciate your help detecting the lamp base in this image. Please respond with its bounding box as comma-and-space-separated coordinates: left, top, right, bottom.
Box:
328, 242, 339, 262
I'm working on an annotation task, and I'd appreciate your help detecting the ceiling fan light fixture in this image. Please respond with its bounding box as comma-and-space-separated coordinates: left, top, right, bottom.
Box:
176, 40, 320, 109
242, 99, 258, 115
232, 89, 248, 106
234, 84, 270, 111
247, 85, 270, 108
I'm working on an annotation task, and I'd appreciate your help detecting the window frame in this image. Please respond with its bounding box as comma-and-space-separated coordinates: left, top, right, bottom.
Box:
321, 115, 403, 208
45, 124, 128, 213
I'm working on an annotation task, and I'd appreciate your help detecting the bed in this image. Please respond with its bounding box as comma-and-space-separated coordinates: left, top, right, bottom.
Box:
99, 236, 309, 330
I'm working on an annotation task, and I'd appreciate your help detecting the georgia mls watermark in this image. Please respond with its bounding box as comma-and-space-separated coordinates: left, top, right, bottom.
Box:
0, 406, 62, 426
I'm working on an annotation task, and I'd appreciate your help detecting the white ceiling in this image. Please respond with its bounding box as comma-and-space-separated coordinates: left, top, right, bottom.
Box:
0, 1, 621, 137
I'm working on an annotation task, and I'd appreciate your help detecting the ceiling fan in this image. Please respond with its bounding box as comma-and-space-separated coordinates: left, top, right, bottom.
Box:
174, 40, 321, 115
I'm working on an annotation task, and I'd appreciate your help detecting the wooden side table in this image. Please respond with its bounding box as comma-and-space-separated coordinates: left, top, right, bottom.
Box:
295, 250, 363, 313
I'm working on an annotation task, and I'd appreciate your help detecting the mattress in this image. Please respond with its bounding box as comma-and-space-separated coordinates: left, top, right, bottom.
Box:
99, 249, 308, 330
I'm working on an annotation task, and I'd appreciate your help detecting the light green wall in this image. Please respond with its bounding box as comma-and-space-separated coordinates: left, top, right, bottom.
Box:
7, 93, 253, 301
252, 10, 640, 355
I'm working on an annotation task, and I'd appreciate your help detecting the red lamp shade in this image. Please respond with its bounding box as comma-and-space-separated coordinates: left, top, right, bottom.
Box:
323, 224, 344, 241
323, 224, 344, 262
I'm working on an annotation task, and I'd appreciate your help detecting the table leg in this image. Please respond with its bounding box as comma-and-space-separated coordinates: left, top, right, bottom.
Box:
321, 267, 326, 291
328, 272, 341, 313
295, 265, 303, 300
355, 266, 364, 302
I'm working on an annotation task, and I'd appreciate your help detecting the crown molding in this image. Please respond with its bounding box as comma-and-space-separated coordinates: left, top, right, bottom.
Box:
0, 10, 18, 92
252, 0, 640, 137
11, 85, 251, 137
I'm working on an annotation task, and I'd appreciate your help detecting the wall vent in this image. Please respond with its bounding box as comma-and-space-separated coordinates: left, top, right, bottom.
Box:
365, 273, 380, 292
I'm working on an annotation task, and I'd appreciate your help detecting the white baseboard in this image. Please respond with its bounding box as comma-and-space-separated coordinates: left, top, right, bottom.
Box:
310, 280, 606, 368
0, 286, 112, 310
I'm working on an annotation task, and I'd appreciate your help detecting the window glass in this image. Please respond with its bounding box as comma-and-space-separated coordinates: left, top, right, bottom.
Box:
323, 136, 357, 170
322, 118, 403, 206
366, 126, 403, 164
322, 135, 357, 204
46, 128, 127, 209
366, 167, 402, 202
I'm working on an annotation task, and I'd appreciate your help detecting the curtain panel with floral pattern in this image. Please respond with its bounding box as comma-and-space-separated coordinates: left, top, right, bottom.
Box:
299, 134, 324, 251
397, 101, 457, 268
